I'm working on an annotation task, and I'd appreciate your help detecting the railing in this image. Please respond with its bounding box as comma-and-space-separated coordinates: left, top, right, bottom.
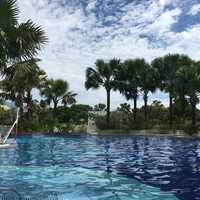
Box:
2, 108, 20, 144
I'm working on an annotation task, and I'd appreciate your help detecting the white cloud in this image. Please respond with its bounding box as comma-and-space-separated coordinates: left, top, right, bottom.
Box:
17, 0, 200, 109
86, 0, 96, 11
143, 8, 181, 37
158, 0, 179, 6
188, 4, 200, 16
159, 0, 172, 6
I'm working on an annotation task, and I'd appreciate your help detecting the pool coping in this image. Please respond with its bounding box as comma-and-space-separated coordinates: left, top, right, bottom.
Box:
16, 130, 200, 139
93, 129, 200, 138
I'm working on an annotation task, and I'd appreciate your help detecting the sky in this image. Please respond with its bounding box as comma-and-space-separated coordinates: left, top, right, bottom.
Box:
18, 0, 200, 109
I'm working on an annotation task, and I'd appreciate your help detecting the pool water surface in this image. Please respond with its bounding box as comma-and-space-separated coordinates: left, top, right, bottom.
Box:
0, 134, 200, 200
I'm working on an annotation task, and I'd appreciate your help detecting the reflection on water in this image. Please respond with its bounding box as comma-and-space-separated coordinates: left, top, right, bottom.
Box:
0, 134, 199, 200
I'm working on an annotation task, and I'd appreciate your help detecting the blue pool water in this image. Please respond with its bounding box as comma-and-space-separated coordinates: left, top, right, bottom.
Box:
0, 134, 200, 200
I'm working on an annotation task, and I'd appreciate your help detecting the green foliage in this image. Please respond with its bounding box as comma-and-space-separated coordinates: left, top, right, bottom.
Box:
95, 101, 191, 131
91, 55, 200, 133
85, 58, 121, 123
0, 0, 47, 68
94, 103, 106, 111
21, 118, 41, 132
183, 122, 198, 135
0, 108, 16, 125
117, 103, 131, 113
69, 105, 91, 124
95, 111, 131, 130
17, 104, 91, 133
40, 79, 76, 110
0, 61, 46, 110
1, 0, 200, 135
114, 58, 155, 123
0, 0, 48, 126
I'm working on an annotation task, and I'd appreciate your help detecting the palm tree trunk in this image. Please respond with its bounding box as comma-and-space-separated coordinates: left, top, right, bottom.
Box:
191, 100, 196, 129
180, 95, 186, 122
27, 90, 32, 120
133, 96, 137, 123
144, 91, 148, 122
106, 89, 111, 126
169, 92, 173, 128
53, 100, 58, 111
16, 94, 24, 114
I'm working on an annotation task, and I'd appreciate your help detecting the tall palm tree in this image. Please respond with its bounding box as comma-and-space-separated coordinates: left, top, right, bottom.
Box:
0, 0, 47, 75
151, 54, 181, 128
0, 0, 18, 67
176, 62, 200, 129
115, 59, 142, 124
174, 56, 193, 121
138, 61, 156, 122
85, 58, 120, 125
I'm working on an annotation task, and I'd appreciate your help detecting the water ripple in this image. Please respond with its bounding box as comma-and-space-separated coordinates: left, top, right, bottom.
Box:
0, 134, 199, 200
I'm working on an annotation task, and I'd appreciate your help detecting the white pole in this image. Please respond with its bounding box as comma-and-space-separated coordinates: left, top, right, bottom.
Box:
2, 108, 20, 144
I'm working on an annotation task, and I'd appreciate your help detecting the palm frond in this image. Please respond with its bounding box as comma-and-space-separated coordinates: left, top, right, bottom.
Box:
85, 67, 102, 90
6, 20, 47, 60
4, 58, 40, 80
0, 0, 18, 28
62, 91, 77, 106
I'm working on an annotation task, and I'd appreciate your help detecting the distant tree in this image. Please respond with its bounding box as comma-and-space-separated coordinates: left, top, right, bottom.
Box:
94, 103, 106, 111
151, 54, 191, 127
151, 100, 164, 108
174, 56, 193, 120
117, 103, 131, 114
85, 58, 120, 125
62, 91, 77, 107
70, 104, 93, 123
138, 60, 156, 122
41, 79, 76, 111
148, 100, 168, 124
175, 62, 200, 129
71, 104, 93, 112
115, 59, 142, 124
39, 99, 48, 110
0, 60, 46, 117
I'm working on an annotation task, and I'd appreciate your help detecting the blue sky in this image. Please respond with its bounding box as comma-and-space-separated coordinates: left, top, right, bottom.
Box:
18, 0, 200, 109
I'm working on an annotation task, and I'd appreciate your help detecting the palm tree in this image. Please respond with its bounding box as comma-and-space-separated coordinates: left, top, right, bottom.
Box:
85, 58, 120, 125
138, 60, 156, 122
62, 91, 77, 107
151, 54, 182, 128
0, 0, 47, 117
0, 0, 18, 68
94, 103, 106, 111
0, 0, 47, 75
175, 62, 200, 129
174, 56, 193, 121
117, 103, 131, 114
41, 79, 75, 111
115, 59, 142, 124
0, 60, 46, 116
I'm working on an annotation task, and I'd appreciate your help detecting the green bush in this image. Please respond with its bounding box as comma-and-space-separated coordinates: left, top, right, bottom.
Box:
0, 108, 17, 125
95, 111, 131, 130
183, 121, 198, 135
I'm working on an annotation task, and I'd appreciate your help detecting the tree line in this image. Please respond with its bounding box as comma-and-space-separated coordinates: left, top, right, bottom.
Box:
2, 0, 200, 133
0, 0, 77, 130
85, 55, 200, 131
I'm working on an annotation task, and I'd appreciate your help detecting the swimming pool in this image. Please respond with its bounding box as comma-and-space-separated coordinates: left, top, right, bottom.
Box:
0, 134, 199, 200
